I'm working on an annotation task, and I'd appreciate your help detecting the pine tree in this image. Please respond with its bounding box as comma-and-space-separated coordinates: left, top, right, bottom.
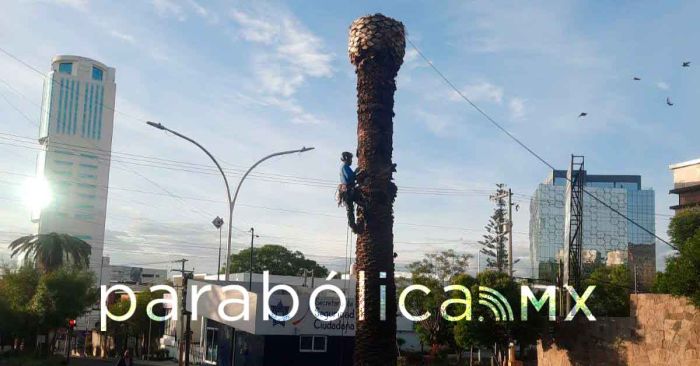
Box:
479, 184, 508, 272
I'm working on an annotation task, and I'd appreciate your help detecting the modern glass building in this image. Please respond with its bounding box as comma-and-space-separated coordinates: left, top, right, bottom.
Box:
529, 170, 655, 281
33, 55, 116, 284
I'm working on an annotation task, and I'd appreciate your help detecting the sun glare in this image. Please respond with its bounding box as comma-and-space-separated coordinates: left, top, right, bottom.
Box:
22, 177, 53, 212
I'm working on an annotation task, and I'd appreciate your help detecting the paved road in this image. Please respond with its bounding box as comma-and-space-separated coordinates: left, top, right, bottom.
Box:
70, 357, 176, 366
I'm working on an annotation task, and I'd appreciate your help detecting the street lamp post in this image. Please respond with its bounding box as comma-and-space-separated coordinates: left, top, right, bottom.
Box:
146, 121, 314, 280
226, 147, 314, 279
248, 227, 259, 290
212, 216, 224, 276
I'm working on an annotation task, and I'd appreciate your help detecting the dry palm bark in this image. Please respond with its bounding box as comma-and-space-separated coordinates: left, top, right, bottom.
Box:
348, 13, 405, 366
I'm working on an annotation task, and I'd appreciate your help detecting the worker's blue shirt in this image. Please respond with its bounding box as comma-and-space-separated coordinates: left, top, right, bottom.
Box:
340, 164, 356, 185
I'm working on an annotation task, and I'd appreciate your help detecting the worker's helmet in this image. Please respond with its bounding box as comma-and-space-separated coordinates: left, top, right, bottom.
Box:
341, 152, 353, 162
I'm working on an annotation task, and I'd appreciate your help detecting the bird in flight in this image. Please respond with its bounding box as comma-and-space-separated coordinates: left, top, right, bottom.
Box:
578, 112, 587, 118
682, 61, 691, 67
666, 97, 674, 106
633, 77, 641, 80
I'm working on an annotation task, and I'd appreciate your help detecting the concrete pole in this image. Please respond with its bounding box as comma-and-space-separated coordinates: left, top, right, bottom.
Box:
508, 188, 513, 277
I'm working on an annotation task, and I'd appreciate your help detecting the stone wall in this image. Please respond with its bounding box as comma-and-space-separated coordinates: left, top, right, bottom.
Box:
537, 294, 700, 365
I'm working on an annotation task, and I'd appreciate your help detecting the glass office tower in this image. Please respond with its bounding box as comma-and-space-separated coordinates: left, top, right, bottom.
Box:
529, 170, 655, 281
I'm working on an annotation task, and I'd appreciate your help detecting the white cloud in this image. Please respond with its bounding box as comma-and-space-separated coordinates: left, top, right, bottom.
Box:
230, 9, 333, 90
231, 10, 279, 44
405, 48, 418, 63
416, 110, 451, 137
52, 0, 88, 10
152, 0, 185, 21
262, 96, 325, 124
451, 81, 504, 104
508, 97, 526, 120
187, 0, 208, 17
656, 81, 670, 90
110, 30, 136, 44
230, 7, 333, 124
402, 48, 428, 71
458, 2, 604, 68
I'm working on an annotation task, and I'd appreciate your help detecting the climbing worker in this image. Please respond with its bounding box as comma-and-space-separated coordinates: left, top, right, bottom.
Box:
338, 151, 360, 233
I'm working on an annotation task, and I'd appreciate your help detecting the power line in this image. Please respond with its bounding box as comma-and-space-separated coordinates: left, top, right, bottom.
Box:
0, 170, 657, 238
407, 38, 674, 249
0, 89, 37, 127
0, 70, 503, 196
0, 131, 505, 196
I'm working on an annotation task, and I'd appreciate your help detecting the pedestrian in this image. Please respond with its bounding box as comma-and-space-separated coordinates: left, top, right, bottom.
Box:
115, 348, 132, 366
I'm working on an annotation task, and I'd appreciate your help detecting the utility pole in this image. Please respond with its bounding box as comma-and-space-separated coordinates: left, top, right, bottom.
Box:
172, 259, 192, 366
490, 185, 516, 277
477, 250, 481, 275
248, 227, 259, 291
147, 318, 152, 361
507, 188, 513, 277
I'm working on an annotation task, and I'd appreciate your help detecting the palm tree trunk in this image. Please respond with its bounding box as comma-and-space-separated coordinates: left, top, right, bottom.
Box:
349, 14, 405, 366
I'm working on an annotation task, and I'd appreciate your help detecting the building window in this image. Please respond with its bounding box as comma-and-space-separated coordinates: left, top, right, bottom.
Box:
92, 66, 103, 81
74, 213, 94, 221
299, 335, 327, 353
204, 327, 218, 364
79, 163, 98, 170
58, 62, 72, 74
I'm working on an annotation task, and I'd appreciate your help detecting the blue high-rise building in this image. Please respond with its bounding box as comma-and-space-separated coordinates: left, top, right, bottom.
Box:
529, 170, 655, 281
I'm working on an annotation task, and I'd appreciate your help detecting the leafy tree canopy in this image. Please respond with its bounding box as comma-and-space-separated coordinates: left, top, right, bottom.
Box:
227, 244, 329, 277
108, 290, 166, 337
654, 207, 700, 307
404, 250, 474, 358
0, 265, 96, 340
407, 249, 473, 285
479, 184, 519, 272
583, 264, 630, 317
8, 233, 91, 273
453, 271, 545, 352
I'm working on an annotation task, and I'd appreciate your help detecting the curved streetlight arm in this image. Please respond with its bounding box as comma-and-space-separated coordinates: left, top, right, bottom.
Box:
147, 121, 314, 281
147, 121, 233, 277
147, 121, 233, 205
225, 147, 314, 279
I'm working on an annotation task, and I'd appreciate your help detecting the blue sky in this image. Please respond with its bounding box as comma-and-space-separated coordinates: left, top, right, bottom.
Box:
0, 0, 697, 275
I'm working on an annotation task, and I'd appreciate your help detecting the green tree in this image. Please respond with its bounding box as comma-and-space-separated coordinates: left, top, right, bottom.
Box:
404, 251, 474, 360
9, 233, 91, 273
654, 207, 700, 307
583, 264, 630, 317
0, 265, 95, 352
453, 271, 545, 360
107, 290, 166, 354
0, 265, 40, 346
479, 184, 509, 272
226, 244, 329, 277
407, 249, 473, 285
34, 268, 97, 331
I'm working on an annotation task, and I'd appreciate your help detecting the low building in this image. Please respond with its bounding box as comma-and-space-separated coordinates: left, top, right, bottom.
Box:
669, 158, 700, 211
187, 273, 355, 366
158, 272, 420, 366
110, 265, 167, 285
